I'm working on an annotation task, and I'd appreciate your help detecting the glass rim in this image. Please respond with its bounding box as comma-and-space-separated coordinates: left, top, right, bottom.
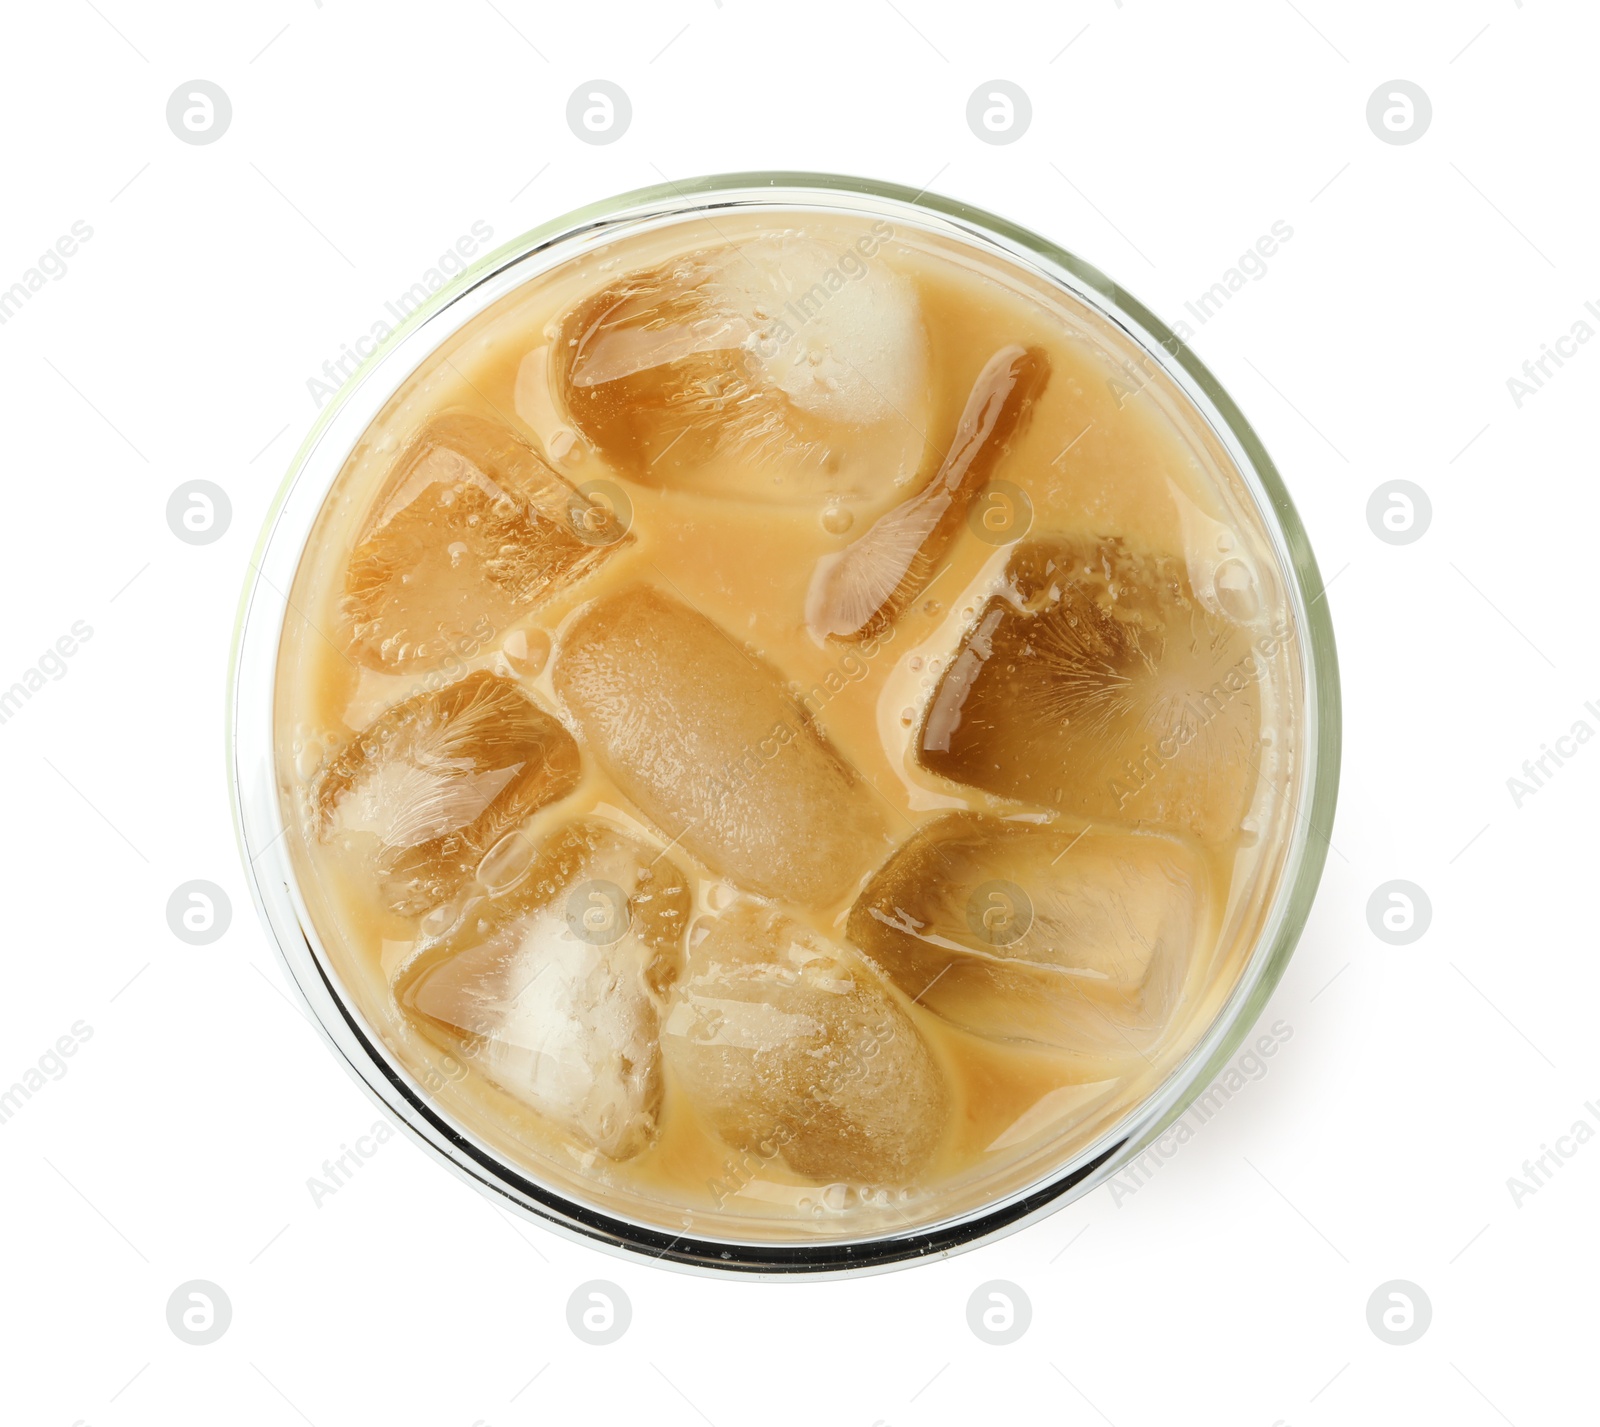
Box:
228, 171, 1342, 1279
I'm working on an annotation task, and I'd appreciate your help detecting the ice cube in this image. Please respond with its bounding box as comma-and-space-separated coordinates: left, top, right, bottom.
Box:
313, 671, 581, 916
918, 536, 1263, 843
661, 900, 948, 1185
551, 234, 931, 503
806, 344, 1050, 642
552, 586, 893, 908
393, 819, 692, 1160
847, 812, 1205, 1055
343, 411, 629, 672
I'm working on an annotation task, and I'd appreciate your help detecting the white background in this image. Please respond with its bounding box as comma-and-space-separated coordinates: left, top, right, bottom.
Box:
1, 1, 1592, 1422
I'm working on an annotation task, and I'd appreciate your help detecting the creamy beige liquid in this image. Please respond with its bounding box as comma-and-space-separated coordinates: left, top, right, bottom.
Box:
276, 211, 1301, 1241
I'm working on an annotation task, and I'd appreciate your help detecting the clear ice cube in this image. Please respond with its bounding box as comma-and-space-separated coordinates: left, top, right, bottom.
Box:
918, 536, 1263, 843
551, 234, 931, 503
661, 900, 948, 1186
847, 812, 1205, 1056
552, 586, 893, 908
805, 344, 1050, 641
343, 410, 629, 672
313, 671, 581, 916
393, 818, 691, 1160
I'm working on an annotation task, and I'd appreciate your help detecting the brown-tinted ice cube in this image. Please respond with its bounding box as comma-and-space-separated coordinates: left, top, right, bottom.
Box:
343, 410, 628, 672
313, 671, 580, 916
552, 586, 893, 908
393, 818, 691, 1160
661, 900, 948, 1186
550, 234, 930, 503
918, 536, 1263, 843
805, 344, 1049, 642
847, 812, 1205, 1056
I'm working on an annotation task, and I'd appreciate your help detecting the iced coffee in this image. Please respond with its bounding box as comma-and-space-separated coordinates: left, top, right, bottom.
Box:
276, 210, 1301, 1240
